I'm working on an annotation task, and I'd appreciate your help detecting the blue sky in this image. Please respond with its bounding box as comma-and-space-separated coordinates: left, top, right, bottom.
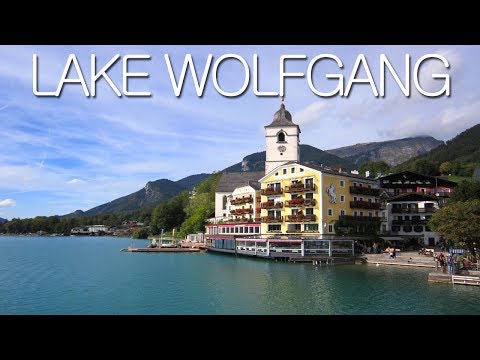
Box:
0, 45, 478, 219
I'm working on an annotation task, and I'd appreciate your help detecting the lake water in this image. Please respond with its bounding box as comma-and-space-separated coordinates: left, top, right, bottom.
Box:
0, 236, 478, 315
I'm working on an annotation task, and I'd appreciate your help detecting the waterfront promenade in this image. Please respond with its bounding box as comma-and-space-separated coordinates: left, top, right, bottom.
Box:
362, 251, 436, 268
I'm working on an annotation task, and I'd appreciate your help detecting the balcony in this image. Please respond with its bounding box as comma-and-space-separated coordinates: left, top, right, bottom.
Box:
391, 207, 436, 214
392, 219, 427, 225
349, 186, 380, 196
285, 214, 317, 222
261, 201, 283, 209
261, 187, 283, 195
234, 208, 253, 215
227, 217, 254, 223
350, 201, 381, 209
231, 196, 253, 205
285, 198, 304, 207
304, 198, 316, 206
261, 216, 283, 223
284, 183, 316, 193
339, 215, 380, 222
285, 198, 317, 207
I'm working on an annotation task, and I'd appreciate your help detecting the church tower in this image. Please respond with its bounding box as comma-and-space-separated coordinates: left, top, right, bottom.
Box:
264, 99, 301, 175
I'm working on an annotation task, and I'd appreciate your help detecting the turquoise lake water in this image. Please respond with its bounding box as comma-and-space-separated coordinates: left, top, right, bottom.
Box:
0, 235, 478, 315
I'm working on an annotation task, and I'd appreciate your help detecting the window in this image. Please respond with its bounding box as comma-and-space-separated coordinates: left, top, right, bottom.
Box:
392, 225, 401, 232
359, 211, 364, 216
353, 196, 357, 201
368, 212, 372, 217
328, 224, 334, 233
268, 224, 281, 232
403, 226, 412, 233
291, 167, 295, 174
414, 226, 423, 233
275, 172, 278, 176
305, 224, 318, 232
283, 169, 287, 175
340, 195, 345, 202
328, 208, 333, 216
222, 195, 227, 210
255, 226, 260, 233
268, 210, 281, 219
305, 208, 314, 215
300, 168, 304, 172
277, 132, 285, 142
354, 211, 358, 216
340, 209, 346, 216
305, 192, 313, 199
339, 180, 345, 187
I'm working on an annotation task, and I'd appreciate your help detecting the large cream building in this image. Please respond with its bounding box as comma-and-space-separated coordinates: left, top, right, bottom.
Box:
205, 101, 381, 258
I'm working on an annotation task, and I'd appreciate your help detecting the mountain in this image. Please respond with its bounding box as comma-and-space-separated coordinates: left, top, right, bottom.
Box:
0, 217, 7, 223
223, 144, 356, 172
393, 124, 480, 176
326, 136, 443, 166
65, 173, 211, 217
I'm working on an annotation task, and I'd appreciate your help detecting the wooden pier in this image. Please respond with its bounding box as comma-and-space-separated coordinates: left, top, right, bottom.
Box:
428, 271, 480, 286
452, 274, 480, 286
120, 247, 200, 253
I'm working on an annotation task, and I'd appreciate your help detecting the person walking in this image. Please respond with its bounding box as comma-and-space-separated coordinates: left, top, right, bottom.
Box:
447, 254, 454, 274
438, 252, 446, 273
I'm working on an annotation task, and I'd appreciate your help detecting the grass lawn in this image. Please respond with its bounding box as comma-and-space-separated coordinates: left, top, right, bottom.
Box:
448, 175, 471, 183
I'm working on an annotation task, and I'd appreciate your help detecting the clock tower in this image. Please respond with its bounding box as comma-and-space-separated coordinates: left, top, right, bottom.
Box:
264, 99, 300, 175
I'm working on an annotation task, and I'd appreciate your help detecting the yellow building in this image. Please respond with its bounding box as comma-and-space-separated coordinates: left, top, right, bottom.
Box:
258, 162, 380, 237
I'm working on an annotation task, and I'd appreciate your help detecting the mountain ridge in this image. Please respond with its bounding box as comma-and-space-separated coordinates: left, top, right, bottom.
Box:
326, 136, 443, 166
63, 173, 211, 217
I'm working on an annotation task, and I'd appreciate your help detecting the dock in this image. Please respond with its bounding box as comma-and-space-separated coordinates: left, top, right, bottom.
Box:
428, 271, 480, 285
120, 247, 200, 253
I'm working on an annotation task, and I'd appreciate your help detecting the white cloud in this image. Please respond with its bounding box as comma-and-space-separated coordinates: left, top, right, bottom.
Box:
386, 99, 480, 140
295, 101, 331, 127
67, 179, 84, 184
0, 199, 16, 208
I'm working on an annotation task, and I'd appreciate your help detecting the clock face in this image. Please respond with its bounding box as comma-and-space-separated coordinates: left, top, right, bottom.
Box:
277, 145, 286, 152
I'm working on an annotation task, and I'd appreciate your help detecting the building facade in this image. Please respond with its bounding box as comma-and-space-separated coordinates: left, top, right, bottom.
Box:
378, 171, 457, 245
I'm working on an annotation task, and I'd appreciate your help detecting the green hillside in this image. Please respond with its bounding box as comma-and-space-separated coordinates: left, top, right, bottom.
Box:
394, 124, 480, 176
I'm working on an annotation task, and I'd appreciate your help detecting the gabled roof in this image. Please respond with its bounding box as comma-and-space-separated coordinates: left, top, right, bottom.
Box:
258, 161, 375, 183
378, 171, 457, 188
216, 171, 264, 192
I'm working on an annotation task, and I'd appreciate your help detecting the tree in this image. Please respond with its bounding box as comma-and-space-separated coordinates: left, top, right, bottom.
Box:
429, 199, 480, 257
413, 158, 438, 176
449, 180, 480, 202
150, 191, 189, 234
132, 227, 150, 239
359, 161, 390, 178
439, 161, 451, 175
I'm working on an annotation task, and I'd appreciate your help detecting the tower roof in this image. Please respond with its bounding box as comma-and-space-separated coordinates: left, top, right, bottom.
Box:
265, 103, 298, 128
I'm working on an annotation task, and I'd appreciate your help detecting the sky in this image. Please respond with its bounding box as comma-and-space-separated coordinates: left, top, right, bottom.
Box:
0, 45, 478, 219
